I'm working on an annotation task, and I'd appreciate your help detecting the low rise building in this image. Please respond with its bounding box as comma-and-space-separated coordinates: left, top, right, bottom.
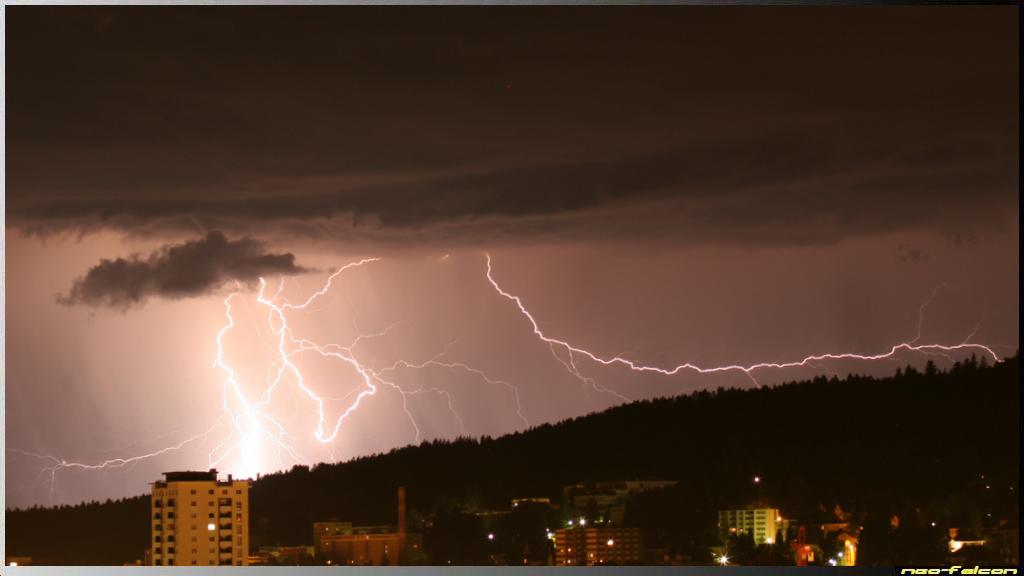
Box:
511, 497, 552, 509
250, 545, 315, 565
564, 480, 677, 524
318, 526, 410, 566
313, 521, 354, 549
315, 486, 424, 565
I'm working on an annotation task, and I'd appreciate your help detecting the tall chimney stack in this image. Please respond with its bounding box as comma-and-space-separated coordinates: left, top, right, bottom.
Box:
397, 486, 407, 535
397, 486, 407, 563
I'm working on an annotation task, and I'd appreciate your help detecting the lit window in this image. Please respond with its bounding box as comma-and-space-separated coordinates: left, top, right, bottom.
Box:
208, 523, 216, 531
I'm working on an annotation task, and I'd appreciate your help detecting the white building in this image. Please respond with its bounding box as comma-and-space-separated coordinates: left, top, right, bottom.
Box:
717, 507, 788, 545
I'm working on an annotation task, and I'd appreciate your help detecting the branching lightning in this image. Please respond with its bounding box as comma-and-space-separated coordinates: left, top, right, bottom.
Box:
11, 256, 525, 502
8, 253, 1005, 505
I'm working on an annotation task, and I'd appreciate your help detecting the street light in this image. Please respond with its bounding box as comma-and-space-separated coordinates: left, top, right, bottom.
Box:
718, 554, 729, 566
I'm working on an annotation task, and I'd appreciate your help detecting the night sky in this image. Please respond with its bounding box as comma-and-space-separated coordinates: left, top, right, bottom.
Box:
5, 7, 1018, 507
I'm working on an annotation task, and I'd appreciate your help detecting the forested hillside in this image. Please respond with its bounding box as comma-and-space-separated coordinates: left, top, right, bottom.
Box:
8, 355, 1018, 565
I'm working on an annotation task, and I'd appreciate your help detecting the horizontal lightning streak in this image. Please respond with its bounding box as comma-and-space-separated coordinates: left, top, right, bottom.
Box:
484, 253, 1000, 382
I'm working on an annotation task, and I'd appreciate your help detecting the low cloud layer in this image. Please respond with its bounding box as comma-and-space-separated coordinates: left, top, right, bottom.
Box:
59, 231, 311, 307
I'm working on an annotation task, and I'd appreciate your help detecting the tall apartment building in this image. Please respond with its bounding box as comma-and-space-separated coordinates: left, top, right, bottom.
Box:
151, 469, 250, 566
717, 506, 788, 546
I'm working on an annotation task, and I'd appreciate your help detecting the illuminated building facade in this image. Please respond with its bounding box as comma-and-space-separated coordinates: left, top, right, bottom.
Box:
318, 528, 405, 566
554, 526, 642, 565
717, 507, 788, 545
150, 469, 250, 566
511, 497, 552, 508
316, 486, 423, 566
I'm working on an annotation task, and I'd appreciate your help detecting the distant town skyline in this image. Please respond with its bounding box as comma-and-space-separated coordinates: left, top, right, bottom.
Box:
5, 6, 1018, 508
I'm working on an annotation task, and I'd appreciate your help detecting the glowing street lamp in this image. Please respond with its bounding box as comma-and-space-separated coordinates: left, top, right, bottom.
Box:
718, 554, 729, 566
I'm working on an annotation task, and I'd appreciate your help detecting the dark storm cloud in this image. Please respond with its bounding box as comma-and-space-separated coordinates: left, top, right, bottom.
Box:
7, 7, 1018, 246
59, 231, 311, 308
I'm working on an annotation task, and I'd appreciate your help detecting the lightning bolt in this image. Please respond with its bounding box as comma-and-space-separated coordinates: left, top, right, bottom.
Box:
483, 253, 1000, 388
8, 253, 1003, 505
8, 422, 227, 503
909, 281, 949, 345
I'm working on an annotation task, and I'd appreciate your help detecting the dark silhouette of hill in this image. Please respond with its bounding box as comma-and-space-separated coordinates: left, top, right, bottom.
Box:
6, 354, 1019, 565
